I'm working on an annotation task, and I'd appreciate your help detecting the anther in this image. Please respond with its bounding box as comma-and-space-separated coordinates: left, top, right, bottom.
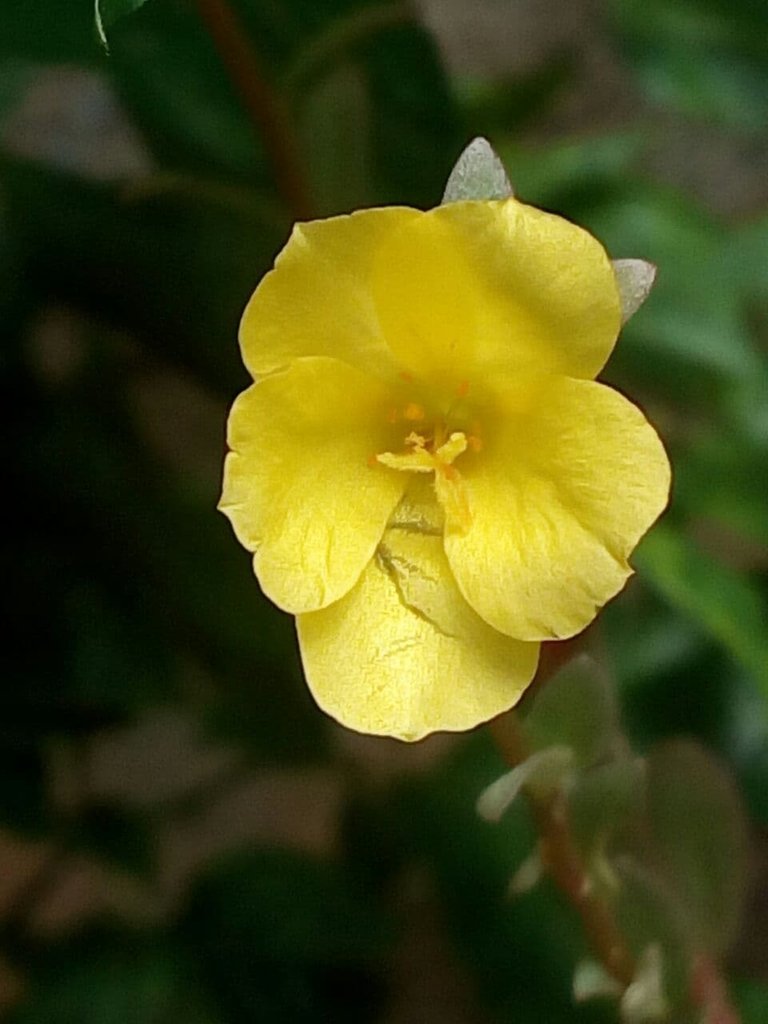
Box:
405, 432, 426, 448
456, 380, 470, 398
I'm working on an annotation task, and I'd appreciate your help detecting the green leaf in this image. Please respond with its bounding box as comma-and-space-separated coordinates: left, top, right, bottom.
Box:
611, 0, 768, 132
442, 137, 514, 203
95, 0, 151, 50
0, 3, 97, 64
645, 740, 749, 952
727, 212, 768, 305
496, 134, 643, 209
101, 0, 463, 203
523, 656, 622, 768
636, 525, 768, 701
104, 1, 262, 183
612, 858, 691, 1007
300, 62, 372, 215
451, 57, 575, 139
568, 757, 645, 856
674, 433, 768, 546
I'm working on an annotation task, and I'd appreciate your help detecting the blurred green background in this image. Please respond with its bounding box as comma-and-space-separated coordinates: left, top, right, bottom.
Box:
1, 0, 767, 1020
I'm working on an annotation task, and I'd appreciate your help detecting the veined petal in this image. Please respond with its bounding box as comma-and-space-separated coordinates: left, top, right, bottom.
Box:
240, 207, 420, 379
372, 198, 621, 386
220, 357, 406, 613
444, 378, 671, 641
297, 528, 539, 741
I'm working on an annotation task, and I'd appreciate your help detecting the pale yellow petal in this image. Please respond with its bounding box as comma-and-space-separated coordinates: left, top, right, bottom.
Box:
444, 378, 671, 641
240, 207, 420, 379
371, 198, 621, 387
220, 357, 406, 613
296, 528, 539, 741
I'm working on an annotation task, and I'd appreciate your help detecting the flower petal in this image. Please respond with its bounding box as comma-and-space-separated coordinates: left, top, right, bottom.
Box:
220, 357, 406, 613
297, 528, 539, 741
240, 207, 420, 379
372, 198, 621, 385
444, 378, 671, 641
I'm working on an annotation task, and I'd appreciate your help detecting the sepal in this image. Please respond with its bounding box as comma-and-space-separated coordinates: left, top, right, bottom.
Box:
613, 258, 657, 324
442, 137, 514, 204
476, 745, 573, 823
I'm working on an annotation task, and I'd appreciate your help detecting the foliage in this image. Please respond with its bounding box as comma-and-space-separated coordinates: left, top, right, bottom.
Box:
1, 0, 767, 1021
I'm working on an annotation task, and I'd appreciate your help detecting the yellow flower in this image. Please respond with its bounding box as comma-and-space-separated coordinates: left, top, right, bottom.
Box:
220, 197, 670, 741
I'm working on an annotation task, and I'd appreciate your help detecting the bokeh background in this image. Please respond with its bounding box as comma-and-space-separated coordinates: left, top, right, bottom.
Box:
2, 0, 768, 1020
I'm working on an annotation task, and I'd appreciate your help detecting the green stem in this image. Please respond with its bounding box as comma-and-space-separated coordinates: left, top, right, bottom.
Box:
194, 0, 315, 221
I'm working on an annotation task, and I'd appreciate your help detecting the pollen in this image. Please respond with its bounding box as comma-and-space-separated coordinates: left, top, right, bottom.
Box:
405, 431, 426, 448
375, 428, 473, 532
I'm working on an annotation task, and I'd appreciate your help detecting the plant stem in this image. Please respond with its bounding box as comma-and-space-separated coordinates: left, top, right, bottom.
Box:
489, 707, 636, 987
490, 641, 742, 1022
194, 0, 315, 221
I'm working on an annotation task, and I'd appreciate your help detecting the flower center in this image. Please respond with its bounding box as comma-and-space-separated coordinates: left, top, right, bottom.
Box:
374, 388, 481, 535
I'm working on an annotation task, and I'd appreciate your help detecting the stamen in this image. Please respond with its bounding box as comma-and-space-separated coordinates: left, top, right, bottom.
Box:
456, 379, 470, 398
376, 449, 434, 472
436, 432, 468, 464
405, 431, 426, 448
435, 464, 472, 534
374, 409, 476, 533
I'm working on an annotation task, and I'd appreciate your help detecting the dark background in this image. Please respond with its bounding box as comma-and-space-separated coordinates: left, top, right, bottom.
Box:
1, 0, 767, 1020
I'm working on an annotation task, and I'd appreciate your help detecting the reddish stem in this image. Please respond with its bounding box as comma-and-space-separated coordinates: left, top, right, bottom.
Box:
194, 0, 314, 221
